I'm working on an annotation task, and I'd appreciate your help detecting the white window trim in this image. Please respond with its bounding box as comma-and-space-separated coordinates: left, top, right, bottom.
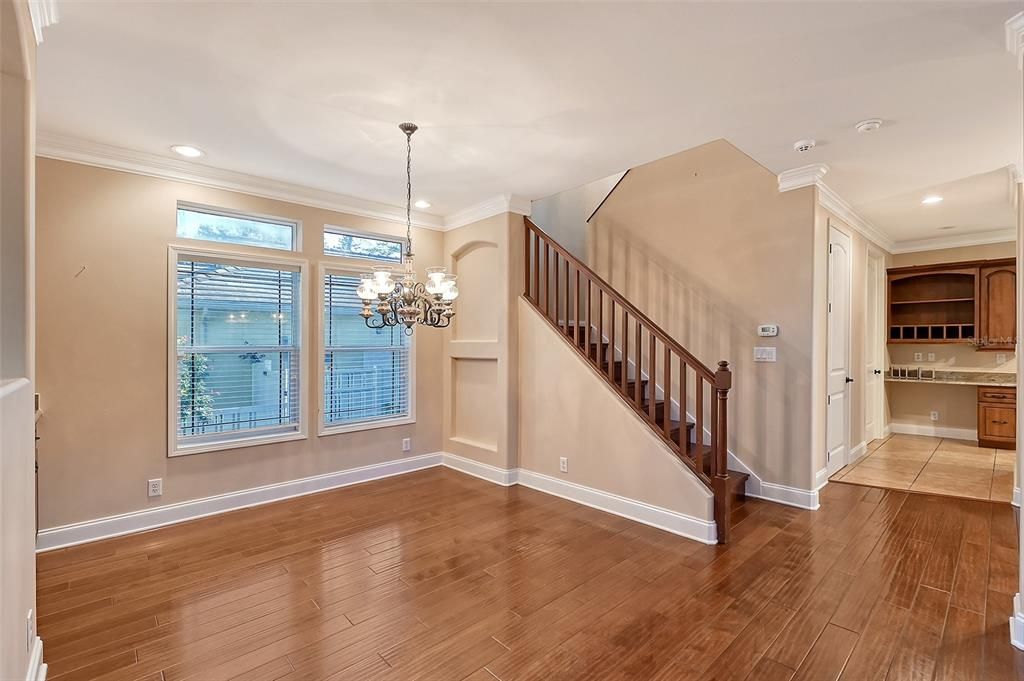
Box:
323, 223, 405, 265
167, 244, 310, 457
177, 200, 303, 252
317, 263, 416, 437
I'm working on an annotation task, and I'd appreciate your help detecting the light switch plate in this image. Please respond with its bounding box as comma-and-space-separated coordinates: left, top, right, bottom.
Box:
997, 353, 1008, 364
754, 347, 777, 362
927, 353, 935, 361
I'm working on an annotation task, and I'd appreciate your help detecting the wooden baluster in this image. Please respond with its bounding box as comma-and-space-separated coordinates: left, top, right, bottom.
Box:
695, 376, 704, 476
584, 278, 591, 361
564, 259, 570, 337
542, 243, 550, 316
680, 360, 688, 450
533, 229, 540, 306
634, 324, 642, 408
621, 310, 629, 393
608, 301, 616, 382
663, 344, 671, 441
648, 333, 656, 422
553, 251, 560, 324
597, 290, 604, 367
524, 224, 531, 300
575, 268, 581, 345
713, 360, 733, 544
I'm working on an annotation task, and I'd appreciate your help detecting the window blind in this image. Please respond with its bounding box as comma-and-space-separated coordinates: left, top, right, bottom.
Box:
175, 256, 302, 449
323, 272, 411, 428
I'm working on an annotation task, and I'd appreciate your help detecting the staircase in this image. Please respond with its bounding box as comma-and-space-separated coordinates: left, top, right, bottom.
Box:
523, 218, 748, 543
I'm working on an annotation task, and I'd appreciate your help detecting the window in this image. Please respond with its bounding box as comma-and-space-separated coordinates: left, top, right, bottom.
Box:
177, 204, 297, 251
323, 227, 403, 263
172, 249, 305, 455
322, 270, 412, 431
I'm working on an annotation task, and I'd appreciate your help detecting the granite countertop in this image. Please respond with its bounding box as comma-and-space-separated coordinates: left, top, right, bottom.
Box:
885, 369, 1016, 387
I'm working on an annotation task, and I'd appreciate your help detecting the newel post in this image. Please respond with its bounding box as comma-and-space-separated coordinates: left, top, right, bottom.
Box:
713, 360, 732, 543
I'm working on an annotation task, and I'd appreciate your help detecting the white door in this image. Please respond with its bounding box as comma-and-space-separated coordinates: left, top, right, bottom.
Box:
826, 226, 852, 476
864, 251, 885, 443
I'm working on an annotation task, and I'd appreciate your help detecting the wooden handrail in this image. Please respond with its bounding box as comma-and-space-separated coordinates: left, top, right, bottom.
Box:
523, 217, 734, 542
525, 218, 715, 382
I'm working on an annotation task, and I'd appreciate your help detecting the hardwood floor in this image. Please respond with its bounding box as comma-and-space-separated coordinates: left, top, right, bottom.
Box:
37, 467, 1024, 681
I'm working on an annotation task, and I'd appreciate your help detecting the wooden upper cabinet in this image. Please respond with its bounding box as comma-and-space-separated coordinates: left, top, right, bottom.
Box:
887, 257, 1014, 347
978, 263, 1016, 350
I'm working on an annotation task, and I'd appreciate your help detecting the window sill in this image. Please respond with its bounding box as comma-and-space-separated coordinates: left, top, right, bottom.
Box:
170, 430, 307, 458
319, 416, 415, 437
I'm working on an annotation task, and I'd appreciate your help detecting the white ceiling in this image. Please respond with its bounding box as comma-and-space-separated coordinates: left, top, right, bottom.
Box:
36, 1, 1023, 243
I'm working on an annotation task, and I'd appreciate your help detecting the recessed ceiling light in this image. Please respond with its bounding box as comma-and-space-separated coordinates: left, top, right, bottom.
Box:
414, 200, 431, 209
793, 139, 816, 153
938, 225, 956, 231
921, 195, 943, 205
171, 145, 204, 158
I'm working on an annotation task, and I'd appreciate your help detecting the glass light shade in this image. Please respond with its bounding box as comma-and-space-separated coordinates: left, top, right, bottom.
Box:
425, 266, 448, 295
372, 266, 394, 294
356, 276, 375, 301
441, 275, 459, 302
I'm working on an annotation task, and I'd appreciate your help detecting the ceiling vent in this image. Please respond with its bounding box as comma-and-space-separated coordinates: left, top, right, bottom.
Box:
855, 118, 883, 133
793, 139, 816, 153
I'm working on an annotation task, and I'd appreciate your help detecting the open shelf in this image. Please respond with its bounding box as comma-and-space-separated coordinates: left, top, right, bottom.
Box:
888, 267, 978, 345
890, 297, 974, 305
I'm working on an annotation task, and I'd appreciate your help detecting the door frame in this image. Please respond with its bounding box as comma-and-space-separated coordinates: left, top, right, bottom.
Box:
826, 222, 853, 477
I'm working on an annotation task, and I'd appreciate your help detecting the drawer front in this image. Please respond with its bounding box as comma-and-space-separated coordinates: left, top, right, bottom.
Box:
978, 386, 1016, 405
979, 405, 1016, 440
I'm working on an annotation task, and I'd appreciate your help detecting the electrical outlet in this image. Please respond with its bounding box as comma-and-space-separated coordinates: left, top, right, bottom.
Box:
559, 457, 568, 473
927, 353, 935, 362
997, 353, 1008, 364
401, 438, 411, 452
914, 352, 923, 362
148, 478, 163, 497
26, 610, 34, 654
930, 411, 939, 422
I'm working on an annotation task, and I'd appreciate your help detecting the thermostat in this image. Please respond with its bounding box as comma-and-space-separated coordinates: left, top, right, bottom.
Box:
757, 324, 779, 337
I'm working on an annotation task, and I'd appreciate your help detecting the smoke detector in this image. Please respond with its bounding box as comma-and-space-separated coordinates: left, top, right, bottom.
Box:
793, 139, 816, 153
855, 118, 883, 133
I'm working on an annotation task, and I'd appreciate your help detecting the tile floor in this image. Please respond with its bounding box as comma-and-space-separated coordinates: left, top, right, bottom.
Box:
831, 433, 1015, 502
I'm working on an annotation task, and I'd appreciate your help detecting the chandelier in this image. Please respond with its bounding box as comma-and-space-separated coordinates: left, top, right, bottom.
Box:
356, 123, 458, 334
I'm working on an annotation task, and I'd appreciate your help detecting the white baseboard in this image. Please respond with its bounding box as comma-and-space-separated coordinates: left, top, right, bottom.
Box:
889, 422, 977, 441
25, 637, 46, 681
36, 453, 445, 551
849, 441, 868, 465
1012, 594, 1024, 650
1014, 487, 1021, 508
747, 481, 821, 511
515, 469, 717, 544
442, 453, 518, 486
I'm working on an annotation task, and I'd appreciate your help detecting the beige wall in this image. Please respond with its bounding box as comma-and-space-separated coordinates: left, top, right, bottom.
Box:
530, 172, 625, 261
886, 242, 1017, 436
588, 139, 818, 490
0, 2, 37, 679
517, 298, 713, 520
35, 159, 444, 529
441, 212, 522, 470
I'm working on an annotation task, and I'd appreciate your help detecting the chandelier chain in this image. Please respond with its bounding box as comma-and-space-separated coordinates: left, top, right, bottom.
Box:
405, 128, 413, 257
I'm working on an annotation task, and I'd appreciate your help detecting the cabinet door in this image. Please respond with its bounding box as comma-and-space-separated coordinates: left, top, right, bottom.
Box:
979, 265, 1016, 349
979, 405, 1015, 441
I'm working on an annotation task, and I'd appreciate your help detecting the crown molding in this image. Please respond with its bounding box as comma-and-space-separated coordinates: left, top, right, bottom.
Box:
36, 132, 447, 231
817, 182, 896, 253
889, 227, 1016, 255
443, 193, 531, 230
1007, 11, 1024, 69
28, 0, 58, 44
777, 163, 829, 192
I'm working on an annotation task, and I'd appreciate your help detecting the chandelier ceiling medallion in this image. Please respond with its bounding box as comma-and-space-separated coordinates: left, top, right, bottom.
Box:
356, 123, 458, 334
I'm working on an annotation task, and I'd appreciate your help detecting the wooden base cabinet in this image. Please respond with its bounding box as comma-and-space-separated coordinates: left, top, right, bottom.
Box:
978, 386, 1015, 450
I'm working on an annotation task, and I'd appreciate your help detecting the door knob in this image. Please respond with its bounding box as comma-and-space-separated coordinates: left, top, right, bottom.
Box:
873, 369, 882, 375
845, 377, 854, 383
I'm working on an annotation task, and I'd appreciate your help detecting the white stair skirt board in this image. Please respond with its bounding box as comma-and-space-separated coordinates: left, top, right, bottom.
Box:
1014, 487, 1021, 508
442, 452, 518, 486
36, 453, 445, 551
25, 637, 47, 681
889, 422, 978, 441
515, 469, 717, 545
1012, 594, 1024, 650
